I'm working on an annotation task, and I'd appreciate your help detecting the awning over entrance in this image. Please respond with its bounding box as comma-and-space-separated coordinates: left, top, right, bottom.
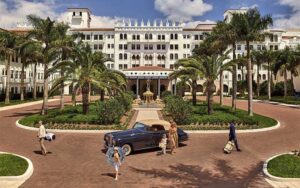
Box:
123, 66, 173, 79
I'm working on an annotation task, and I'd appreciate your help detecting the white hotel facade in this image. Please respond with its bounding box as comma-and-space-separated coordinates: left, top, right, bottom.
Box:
0, 8, 300, 98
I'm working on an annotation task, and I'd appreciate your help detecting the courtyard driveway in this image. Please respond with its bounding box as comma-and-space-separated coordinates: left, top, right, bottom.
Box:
0, 97, 299, 188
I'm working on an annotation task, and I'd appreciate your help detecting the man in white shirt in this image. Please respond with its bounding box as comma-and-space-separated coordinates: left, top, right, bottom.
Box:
37, 121, 47, 156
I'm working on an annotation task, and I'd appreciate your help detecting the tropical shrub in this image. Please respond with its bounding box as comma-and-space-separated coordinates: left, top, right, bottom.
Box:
115, 92, 133, 112
161, 90, 172, 99
272, 80, 294, 96
96, 98, 125, 124
165, 96, 192, 124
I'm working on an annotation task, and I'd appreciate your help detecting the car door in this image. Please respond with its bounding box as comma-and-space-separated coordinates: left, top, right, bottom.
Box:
150, 124, 166, 147
132, 126, 153, 150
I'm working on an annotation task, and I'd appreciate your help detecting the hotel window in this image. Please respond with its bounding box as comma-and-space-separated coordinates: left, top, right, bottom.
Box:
183, 35, 186, 39
111, 54, 114, 58
107, 35, 111, 39
124, 53, 128, 60
79, 12, 82, 16
11, 71, 14, 78
132, 35, 136, 40
200, 35, 204, 40
158, 35, 161, 40
170, 54, 174, 60
162, 35, 165, 40
81, 35, 86, 40
145, 34, 148, 40
157, 55, 161, 60
162, 44, 166, 50
137, 35, 140, 40
132, 44, 136, 50
86, 35, 90, 40
175, 54, 178, 60
15, 71, 18, 79
94, 35, 98, 40
170, 45, 173, 50
170, 34, 174, 40
137, 44, 140, 50
119, 53, 123, 60
170, 65, 174, 69
149, 44, 153, 50
183, 44, 186, 49
183, 54, 187, 58
107, 44, 110, 49
124, 34, 127, 40
119, 44, 123, 50
274, 45, 278, 51
187, 35, 190, 39
124, 44, 128, 50
136, 55, 140, 60
149, 34, 153, 40
250, 45, 253, 50
120, 34, 123, 40
194, 35, 199, 40
257, 45, 262, 51
73, 12, 75, 16
99, 35, 103, 40
175, 44, 178, 50
157, 44, 161, 50
262, 45, 266, 50
274, 35, 278, 42
144, 44, 149, 50
94, 44, 98, 50
124, 64, 128, 70
270, 45, 274, 50
263, 74, 266, 80
99, 44, 103, 50
174, 33, 178, 40
162, 55, 165, 60
237, 45, 241, 50
132, 55, 136, 60
119, 64, 123, 70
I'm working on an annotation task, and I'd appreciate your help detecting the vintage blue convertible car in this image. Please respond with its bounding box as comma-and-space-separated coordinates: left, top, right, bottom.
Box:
104, 119, 188, 155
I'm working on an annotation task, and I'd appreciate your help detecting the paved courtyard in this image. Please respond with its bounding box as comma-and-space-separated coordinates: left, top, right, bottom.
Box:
0, 97, 299, 188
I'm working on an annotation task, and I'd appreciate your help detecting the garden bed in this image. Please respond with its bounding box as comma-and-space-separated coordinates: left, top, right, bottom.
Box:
19, 103, 135, 130
267, 154, 300, 178
163, 101, 277, 130
0, 153, 28, 176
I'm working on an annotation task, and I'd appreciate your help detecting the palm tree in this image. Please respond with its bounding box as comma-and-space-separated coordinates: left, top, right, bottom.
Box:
251, 50, 265, 97
169, 65, 200, 106
27, 15, 57, 115
274, 47, 299, 99
209, 20, 240, 109
231, 8, 273, 116
0, 31, 19, 104
260, 49, 276, 100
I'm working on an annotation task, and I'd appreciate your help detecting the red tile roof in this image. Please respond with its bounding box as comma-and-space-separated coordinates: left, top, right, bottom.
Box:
124, 66, 172, 71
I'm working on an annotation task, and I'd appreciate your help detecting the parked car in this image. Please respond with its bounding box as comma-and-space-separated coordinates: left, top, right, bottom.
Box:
103, 119, 188, 155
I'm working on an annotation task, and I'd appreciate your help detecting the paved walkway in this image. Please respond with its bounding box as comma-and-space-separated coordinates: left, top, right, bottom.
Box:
0, 96, 300, 187
265, 178, 300, 188
0, 99, 59, 112
134, 108, 160, 121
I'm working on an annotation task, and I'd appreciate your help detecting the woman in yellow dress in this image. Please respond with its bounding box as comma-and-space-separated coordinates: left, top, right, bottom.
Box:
168, 120, 178, 154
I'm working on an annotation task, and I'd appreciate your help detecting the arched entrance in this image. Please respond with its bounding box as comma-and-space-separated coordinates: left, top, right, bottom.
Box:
223, 84, 229, 93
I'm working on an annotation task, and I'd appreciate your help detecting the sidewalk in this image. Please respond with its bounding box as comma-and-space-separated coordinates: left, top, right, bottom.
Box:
134, 108, 161, 121
0, 99, 59, 112
265, 178, 300, 188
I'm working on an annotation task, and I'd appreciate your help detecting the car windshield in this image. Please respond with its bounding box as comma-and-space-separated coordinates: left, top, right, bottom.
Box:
133, 122, 145, 130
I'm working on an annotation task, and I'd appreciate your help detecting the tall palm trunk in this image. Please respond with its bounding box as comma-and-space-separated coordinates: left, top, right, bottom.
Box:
82, 82, 89, 114
100, 89, 105, 101
41, 64, 48, 115
219, 71, 223, 106
207, 80, 215, 115
71, 83, 77, 106
88, 82, 91, 103
60, 69, 64, 110
33, 62, 37, 100
192, 80, 197, 106
5, 55, 11, 104
232, 47, 237, 110
20, 59, 25, 101
283, 68, 287, 99
256, 64, 260, 97
246, 41, 253, 116
267, 62, 271, 100
290, 74, 294, 92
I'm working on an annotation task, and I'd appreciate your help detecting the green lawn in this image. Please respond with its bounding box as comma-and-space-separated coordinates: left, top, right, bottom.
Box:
0, 98, 42, 107
268, 154, 300, 178
270, 96, 300, 105
0, 154, 28, 176
19, 103, 132, 130
176, 102, 277, 130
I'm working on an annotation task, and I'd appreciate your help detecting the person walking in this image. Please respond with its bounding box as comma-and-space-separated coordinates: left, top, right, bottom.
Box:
169, 120, 178, 154
113, 147, 122, 180
229, 121, 241, 152
37, 121, 47, 156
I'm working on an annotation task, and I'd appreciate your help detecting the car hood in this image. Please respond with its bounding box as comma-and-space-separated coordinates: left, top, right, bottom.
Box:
108, 129, 141, 138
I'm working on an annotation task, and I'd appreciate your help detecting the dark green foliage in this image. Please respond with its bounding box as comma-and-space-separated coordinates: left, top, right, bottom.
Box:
115, 92, 133, 111
165, 96, 193, 124
237, 80, 257, 95
96, 98, 125, 124
272, 80, 294, 96
259, 81, 274, 96
268, 154, 300, 178
161, 90, 172, 99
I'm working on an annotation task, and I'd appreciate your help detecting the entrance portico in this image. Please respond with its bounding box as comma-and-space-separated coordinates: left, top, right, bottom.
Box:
123, 66, 173, 99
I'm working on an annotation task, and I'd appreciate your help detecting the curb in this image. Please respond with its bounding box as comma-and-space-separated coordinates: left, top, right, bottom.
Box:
263, 152, 300, 182
17, 119, 280, 134
0, 151, 33, 182
255, 100, 300, 108
185, 120, 280, 134
16, 120, 121, 134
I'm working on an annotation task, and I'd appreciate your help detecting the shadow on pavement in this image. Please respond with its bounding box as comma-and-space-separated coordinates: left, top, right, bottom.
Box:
130, 159, 270, 188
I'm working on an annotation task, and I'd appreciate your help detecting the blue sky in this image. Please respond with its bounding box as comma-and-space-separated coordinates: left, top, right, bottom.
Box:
0, 0, 299, 29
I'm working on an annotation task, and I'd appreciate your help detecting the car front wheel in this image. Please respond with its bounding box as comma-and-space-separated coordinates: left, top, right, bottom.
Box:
122, 144, 132, 156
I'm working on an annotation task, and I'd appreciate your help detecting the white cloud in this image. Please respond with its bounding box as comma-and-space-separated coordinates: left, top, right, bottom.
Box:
183, 20, 215, 28
240, 4, 259, 10
274, 0, 300, 28
154, 0, 213, 21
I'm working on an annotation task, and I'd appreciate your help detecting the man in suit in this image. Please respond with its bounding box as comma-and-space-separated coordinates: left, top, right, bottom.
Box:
229, 121, 241, 152
37, 121, 48, 156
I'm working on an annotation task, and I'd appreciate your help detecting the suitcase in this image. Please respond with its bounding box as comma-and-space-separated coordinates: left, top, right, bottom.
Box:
223, 141, 234, 154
